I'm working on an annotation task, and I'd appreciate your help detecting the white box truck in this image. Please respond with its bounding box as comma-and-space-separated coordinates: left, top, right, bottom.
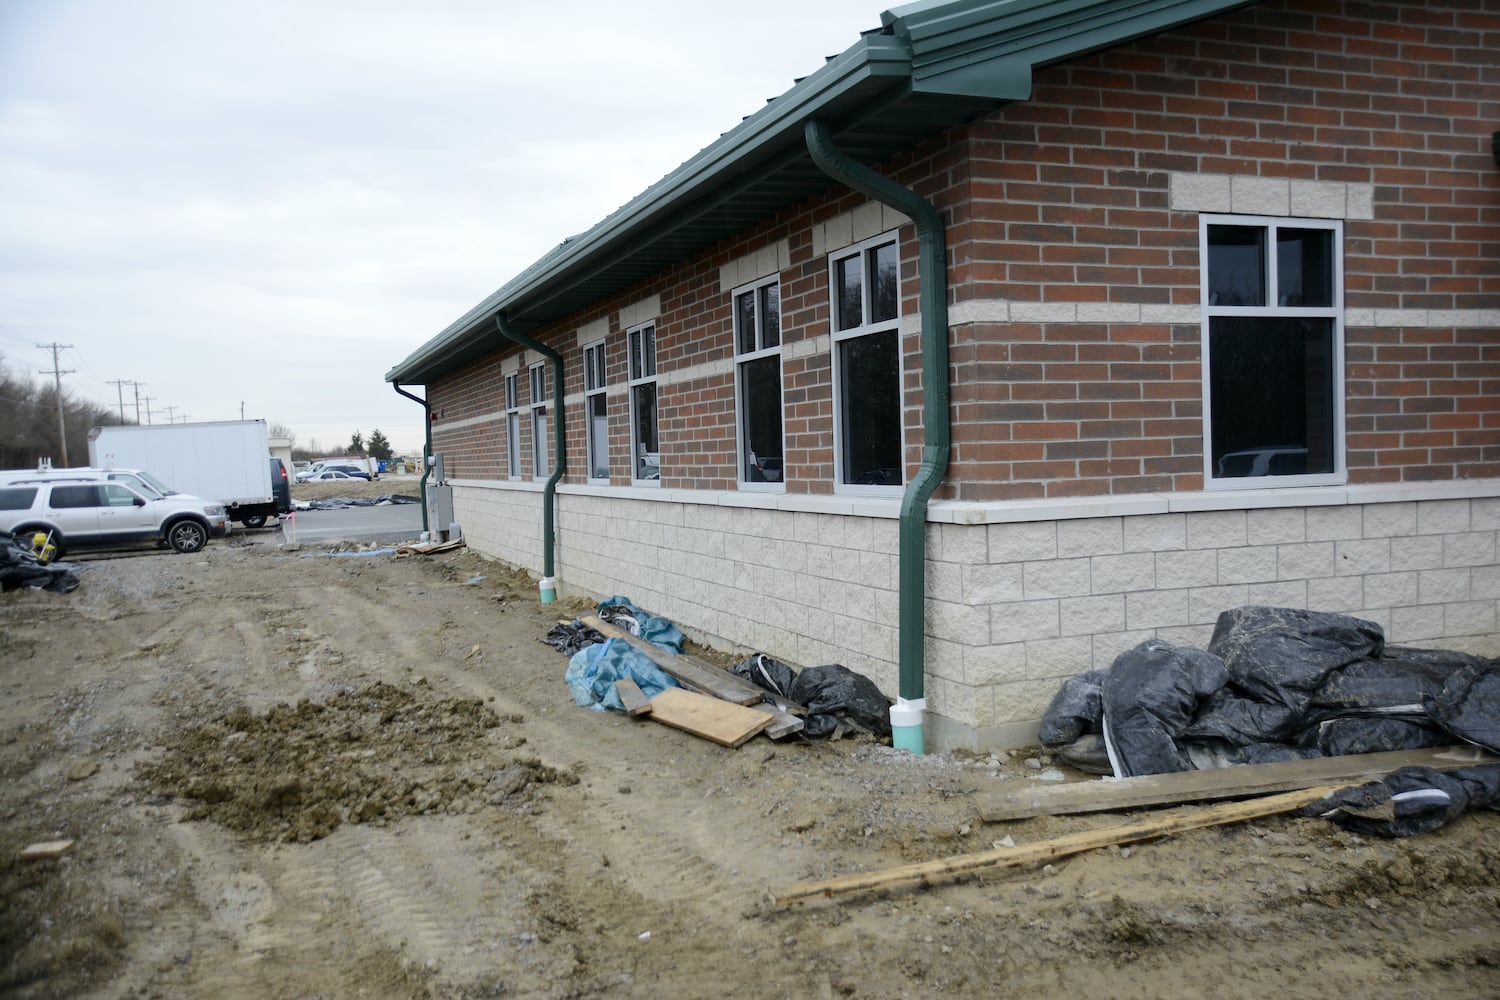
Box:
88, 420, 290, 527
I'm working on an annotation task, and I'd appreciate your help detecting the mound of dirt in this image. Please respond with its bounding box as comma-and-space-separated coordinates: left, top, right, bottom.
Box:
138, 681, 576, 843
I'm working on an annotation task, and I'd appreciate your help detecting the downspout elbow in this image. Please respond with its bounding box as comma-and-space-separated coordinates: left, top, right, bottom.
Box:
805, 118, 951, 754
392, 383, 431, 534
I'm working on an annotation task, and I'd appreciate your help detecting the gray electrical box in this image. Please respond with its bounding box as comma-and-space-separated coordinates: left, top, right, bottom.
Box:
426, 484, 454, 539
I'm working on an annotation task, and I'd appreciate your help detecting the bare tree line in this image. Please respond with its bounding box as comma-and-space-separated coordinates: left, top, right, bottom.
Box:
0, 352, 126, 470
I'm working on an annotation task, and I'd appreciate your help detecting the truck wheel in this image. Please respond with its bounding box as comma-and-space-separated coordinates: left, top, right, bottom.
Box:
243, 515, 267, 528
167, 520, 209, 553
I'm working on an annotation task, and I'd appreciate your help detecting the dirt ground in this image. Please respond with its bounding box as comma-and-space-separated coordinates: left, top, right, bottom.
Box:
2, 477, 1498, 999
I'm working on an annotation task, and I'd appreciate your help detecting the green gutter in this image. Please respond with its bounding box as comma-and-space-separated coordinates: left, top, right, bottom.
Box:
392, 384, 431, 534
494, 313, 566, 603
804, 118, 951, 755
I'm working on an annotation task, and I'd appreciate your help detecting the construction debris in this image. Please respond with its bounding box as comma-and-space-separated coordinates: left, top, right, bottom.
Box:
776, 785, 1343, 907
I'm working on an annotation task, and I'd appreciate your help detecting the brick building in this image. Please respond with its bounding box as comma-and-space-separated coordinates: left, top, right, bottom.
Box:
387, 0, 1500, 751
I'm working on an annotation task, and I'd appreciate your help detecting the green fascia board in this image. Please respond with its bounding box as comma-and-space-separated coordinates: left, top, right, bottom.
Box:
384, 34, 912, 385
884, 0, 1260, 99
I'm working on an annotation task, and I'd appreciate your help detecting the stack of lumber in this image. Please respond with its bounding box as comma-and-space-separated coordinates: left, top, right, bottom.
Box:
579, 615, 806, 747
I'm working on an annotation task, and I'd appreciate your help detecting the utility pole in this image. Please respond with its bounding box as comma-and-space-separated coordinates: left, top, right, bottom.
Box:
161, 405, 177, 424
38, 343, 75, 465
141, 397, 155, 424
131, 381, 146, 424
107, 378, 130, 423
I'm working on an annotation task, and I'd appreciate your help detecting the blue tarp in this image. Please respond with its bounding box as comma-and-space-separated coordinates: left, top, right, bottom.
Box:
564, 636, 680, 712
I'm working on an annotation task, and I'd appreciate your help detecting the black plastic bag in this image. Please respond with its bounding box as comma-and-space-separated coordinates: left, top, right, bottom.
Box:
0, 532, 80, 594
1299, 764, 1500, 837
1039, 670, 1106, 747
787, 664, 892, 739
729, 653, 797, 700
1207, 606, 1384, 700
1427, 660, 1500, 753
1102, 640, 1228, 777
541, 621, 603, 656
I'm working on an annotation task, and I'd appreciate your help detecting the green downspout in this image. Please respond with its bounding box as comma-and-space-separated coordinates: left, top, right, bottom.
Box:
392, 384, 431, 534
495, 312, 566, 602
804, 119, 951, 755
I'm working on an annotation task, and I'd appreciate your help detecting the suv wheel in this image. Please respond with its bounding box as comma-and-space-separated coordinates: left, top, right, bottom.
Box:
167, 519, 209, 553
14, 524, 63, 561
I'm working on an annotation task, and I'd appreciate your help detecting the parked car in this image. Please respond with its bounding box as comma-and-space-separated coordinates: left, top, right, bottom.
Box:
323, 464, 372, 480
0, 480, 230, 558
302, 469, 356, 482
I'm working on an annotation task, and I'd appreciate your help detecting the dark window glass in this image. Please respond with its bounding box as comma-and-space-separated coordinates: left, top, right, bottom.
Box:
872, 241, 899, 323
761, 284, 780, 349
1207, 225, 1266, 306
740, 355, 783, 482
588, 393, 609, 480
51, 485, 100, 508
836, 255, 863, 331
1277, 228, 1334, 307
1209, 316, 1335, 478
632, 382, 658, 480
735, 290, 756, 354
0, 487, 36, 511
840, 329, 902, 486
643, 326, 656, 377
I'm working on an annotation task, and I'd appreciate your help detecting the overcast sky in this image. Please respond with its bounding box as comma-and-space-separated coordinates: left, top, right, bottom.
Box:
0, 0, 884, 457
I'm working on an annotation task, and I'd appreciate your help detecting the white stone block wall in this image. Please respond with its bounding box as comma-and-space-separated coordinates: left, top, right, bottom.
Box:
451, 480, 1500, 751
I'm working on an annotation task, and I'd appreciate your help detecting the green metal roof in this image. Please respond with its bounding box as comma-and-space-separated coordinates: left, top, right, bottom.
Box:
387, 0, 1258, 386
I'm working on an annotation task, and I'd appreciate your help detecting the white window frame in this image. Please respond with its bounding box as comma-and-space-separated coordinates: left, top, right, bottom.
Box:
504, 371, 521, 479
1200, 213, 1346, 490
583, 340, 610, 484
829, 230, 905, 496
733, 275, 784, 492
626, 321, 659, 486
529, 362, 549, 479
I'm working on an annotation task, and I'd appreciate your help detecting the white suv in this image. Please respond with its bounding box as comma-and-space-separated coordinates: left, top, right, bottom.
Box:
0, 479, 230, 557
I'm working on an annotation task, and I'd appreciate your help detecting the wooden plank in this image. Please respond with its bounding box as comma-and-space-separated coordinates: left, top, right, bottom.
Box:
19, 839, 74, 861
614, 678, 652, 717
679, 652, 809, 717
581, 615, 764, 706
978, 745, 1498, 822
646, 687, 773, 748
747, 701, 805, 740
776, 784, 1342, 907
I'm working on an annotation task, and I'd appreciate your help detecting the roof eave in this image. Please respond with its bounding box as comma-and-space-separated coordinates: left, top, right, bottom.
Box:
385, 35, 912, 386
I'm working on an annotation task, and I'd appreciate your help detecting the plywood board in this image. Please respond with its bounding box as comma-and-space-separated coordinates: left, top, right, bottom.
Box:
647, 687, 772, 748
978, 745, 1497, 822
614, 678, 652, 717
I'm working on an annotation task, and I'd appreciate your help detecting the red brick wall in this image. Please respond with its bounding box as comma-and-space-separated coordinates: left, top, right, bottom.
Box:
939, 0, 1500, 500
428, 0, 1499, 498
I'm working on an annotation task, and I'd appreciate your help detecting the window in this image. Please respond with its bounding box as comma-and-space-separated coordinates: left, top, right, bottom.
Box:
733, 277, 783, 487
529, 362, 548, 478
102, 484, 138, 507
583, 341, 610, 482
50, 485, 100, 508
1201, 215, 1344, 487
504, 372, 521, 479
627, 322, 658, 483
829, 232, 903, 490
0, 487, 36, 510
